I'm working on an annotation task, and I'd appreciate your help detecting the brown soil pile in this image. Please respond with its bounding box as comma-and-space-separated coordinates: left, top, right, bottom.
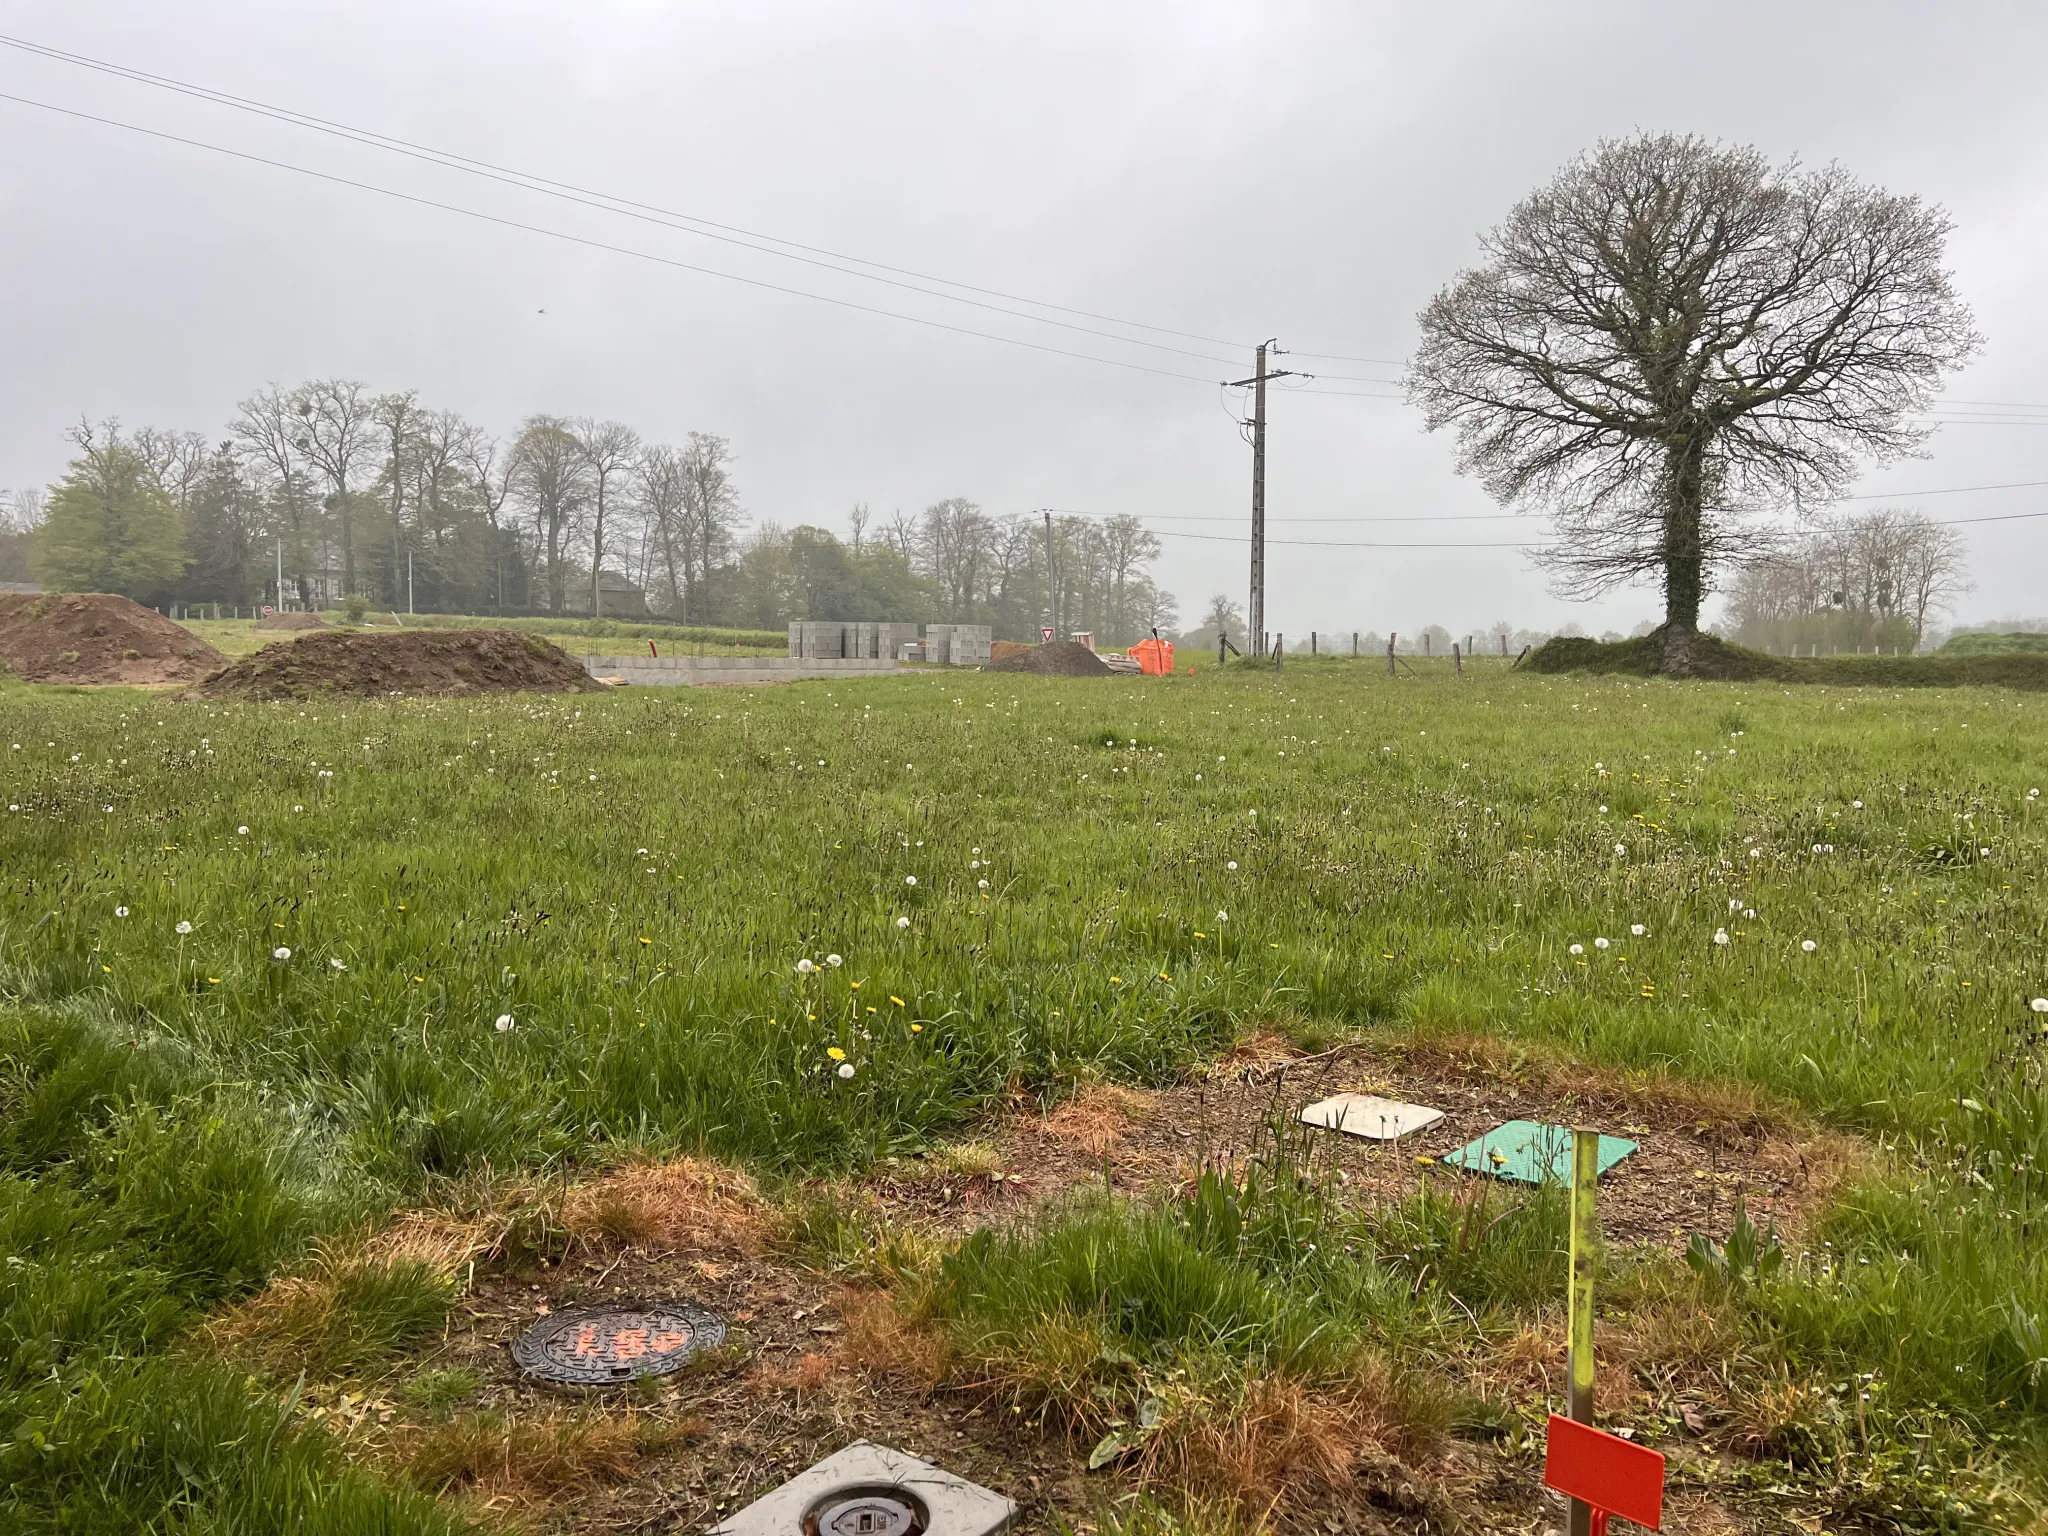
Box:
195, 628, 606, 701
0, 591, 226, 685
255, 611, 328, 631
988, 639, 1033, 663
984, 639, 1114, 676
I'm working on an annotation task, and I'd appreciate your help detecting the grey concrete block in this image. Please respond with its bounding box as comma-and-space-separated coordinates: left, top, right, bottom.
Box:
713, 1441, 1013, 1536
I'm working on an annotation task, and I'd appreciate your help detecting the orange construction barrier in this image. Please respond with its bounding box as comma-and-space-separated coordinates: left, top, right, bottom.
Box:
1129, 637, 1175, 676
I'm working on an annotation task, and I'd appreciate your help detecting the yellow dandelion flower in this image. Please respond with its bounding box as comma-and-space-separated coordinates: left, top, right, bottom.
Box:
1158, 973, 1171, 982
850, 980, 862, 989
911, 1023, 923, 1033
1110, 975, 1122, 983
827, 1047, 847, 1061
890, 995, 906, 1007
639, 937, 651, 946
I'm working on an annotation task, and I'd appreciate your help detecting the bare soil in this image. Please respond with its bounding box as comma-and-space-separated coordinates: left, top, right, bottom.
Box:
984, 641, 1115, 677
0, 591, 226, 685
255, 611, 329, 631
194, 628, 608, 700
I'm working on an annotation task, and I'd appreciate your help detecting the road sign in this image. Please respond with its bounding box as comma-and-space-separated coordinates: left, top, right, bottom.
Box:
1544, 1414, 1664, 1532
1041, 627, 1054, 642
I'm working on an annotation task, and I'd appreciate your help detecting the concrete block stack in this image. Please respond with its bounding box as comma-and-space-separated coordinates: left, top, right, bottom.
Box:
923, 624, 993, 666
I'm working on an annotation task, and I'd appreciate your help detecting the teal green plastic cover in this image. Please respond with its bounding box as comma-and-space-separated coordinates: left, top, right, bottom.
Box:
1441, 1120, 1637, 1185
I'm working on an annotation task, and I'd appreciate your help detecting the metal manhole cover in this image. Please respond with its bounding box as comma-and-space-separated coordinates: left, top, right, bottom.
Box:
809, 1492, 923, 1536
512, 1302, 725, 1385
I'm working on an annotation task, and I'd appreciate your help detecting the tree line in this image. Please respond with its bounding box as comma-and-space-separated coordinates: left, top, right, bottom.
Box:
0, 380, 1175, 644
1720, 508, 1968, 654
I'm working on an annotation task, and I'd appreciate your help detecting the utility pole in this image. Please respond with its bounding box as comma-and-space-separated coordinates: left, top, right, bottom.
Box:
275, 538, 284, 611
1042, 510, 1059, 640
407, 550, 415, 616
1224, 341, 1300, 659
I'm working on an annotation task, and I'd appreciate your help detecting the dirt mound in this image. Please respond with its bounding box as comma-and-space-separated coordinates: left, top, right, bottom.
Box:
984, 640, 1115, 677
255, 611, 328, 631
0, 592, 226, 685
195, 628, 606, 701
989, 640, 1034, 663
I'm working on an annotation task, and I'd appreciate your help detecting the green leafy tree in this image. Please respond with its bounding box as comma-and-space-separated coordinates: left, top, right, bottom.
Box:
33, 423, 186, 598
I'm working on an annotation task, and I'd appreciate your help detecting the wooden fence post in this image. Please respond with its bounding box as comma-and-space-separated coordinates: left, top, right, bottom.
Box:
1274, 634, 1283, 669
1352, 631, 1359, 656
1310, 631, 1317, 656
1453, 642, 1462, 675
1386, 633, 1396, 678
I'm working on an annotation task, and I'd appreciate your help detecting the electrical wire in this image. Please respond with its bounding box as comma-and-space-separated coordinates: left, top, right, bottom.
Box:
0, 88, 1246, 387
0, 32, 1262, 364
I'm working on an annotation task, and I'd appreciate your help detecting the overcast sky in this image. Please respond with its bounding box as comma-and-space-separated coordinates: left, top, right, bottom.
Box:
3, 2, 2046, 637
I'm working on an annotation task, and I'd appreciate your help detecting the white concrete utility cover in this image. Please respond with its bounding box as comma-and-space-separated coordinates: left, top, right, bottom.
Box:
713, 1441, 1014, 1536
1299, 1093, 1445, 1141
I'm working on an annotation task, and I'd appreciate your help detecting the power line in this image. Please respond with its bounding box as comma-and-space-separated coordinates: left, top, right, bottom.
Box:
0, 88, 1240, 387
0, 32, 1259, 365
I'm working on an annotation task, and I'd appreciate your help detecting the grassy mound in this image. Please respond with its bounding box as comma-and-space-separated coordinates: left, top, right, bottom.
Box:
1939, 630, 2048, 656
1527, 631, 2048, 689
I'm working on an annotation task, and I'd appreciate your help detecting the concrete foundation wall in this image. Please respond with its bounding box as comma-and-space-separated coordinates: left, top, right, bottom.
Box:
583, 655, 902, 686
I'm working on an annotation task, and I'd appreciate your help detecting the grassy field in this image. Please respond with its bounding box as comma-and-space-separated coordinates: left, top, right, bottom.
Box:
2, 657, 2044, 1532
177, 612, 788, 660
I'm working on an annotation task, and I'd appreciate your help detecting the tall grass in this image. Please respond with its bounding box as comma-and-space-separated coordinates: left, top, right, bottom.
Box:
6, 660, 2048, 1513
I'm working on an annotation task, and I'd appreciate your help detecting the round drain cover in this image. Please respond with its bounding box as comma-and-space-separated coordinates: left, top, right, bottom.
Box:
512, 1302, 725, 1385
811, 1492, 922, 1536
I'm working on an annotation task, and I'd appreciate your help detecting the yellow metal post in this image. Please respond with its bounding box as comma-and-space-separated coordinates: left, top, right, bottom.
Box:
1566, 1127, 1600, 1536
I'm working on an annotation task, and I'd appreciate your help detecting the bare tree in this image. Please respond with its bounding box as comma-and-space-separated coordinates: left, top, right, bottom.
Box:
634, 443, 690, 617
1410, 133, 1980, 673
372, 391, 421, 607
508, 415, 589, 614
292, 380, 374, 598
230, 385, 315, 605
677, 432, 742, 621
459, 430, 517, 611
1724, 507, 1969, 651
575, 419, 642, 617
130, 428, 211, 521
847, 502, 871, 551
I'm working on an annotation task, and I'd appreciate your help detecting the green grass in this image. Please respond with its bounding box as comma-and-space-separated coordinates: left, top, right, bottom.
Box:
1530, 630, 2048, 689
6, 657, 2048, 1524
1941, 631, 2048, 657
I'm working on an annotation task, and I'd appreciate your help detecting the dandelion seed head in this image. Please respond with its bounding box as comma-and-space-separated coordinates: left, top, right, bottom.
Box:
1226, 860, 1238, 871
175, 920, 192, 935
2031, 998, 2048, 1014
271, 946, 292, 962
825, 954, 842, 967
837, 1062, 856, 1080
114, 905, 129, 918
330, 957, 346, 971
237, 825, 250, 835
1630, 924, 1646, 937
1801, 939, 1818, 953
1593, 936, 1609, 949
796, 958, 815, 974
905, 875, 917, 886
495, 1013, 515, 1031
1714, 929, 1730, 946
1568, 943, 1584, 956
897, 916, 911, 929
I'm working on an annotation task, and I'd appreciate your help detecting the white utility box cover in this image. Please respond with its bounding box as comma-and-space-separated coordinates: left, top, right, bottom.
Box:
1299, 1092, 1445, 1141
713, 1441, 1014, 1536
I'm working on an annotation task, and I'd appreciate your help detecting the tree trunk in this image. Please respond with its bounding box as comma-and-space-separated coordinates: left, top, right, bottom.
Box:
1660, 432, 1707, 675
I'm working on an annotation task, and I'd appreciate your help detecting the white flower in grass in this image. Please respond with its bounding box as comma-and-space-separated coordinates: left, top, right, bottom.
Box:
1568, 943, 1584, 956
1598, 805, 1609, 814
897, 916, 911, 930
1593, 937, 1610, 950
271, 946, 291, 962
114, 906, 129, 918
1630, 924, 1646, 937
1812, 843, 1824, 854
1216, 911, 1228, 923
1853, 800, 1865, 809
796, 958, 815, 974
1729, 899, 1742, 913
495, 1013, 515, 1032
1613, 843, 1627, 857
1801, 940, 1818, 953
1981, 846, 1992, 857
329, 957, 346, 971
1714, 929, 1731, 946
175, 920, 193, 935
2031, 789, 2041, 801
237, 825, 250, 835
978, 879, 989, 890
905, 875, 918, 887
1748, 847, 1761, 859
837, 1062, 856, 1080
1226, 860, 1239, 871
826, 954, 843, 968
2031, 998, 2048, 1014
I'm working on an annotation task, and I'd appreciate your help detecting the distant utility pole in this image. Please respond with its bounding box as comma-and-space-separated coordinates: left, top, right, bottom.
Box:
1042, 509, 1059, 639
1225, 341, 1300, 659
406, 551, 415, 616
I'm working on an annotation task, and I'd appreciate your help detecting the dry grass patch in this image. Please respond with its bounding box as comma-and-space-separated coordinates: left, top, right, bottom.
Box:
396, 1408, 699, 1504
560, 1156, 766, 1256
1041, 1083, 1154, 1158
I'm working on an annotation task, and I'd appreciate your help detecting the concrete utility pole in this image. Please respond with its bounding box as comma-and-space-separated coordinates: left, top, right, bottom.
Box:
1042, 510, 1059, 640
1225, 341, 1299, 659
